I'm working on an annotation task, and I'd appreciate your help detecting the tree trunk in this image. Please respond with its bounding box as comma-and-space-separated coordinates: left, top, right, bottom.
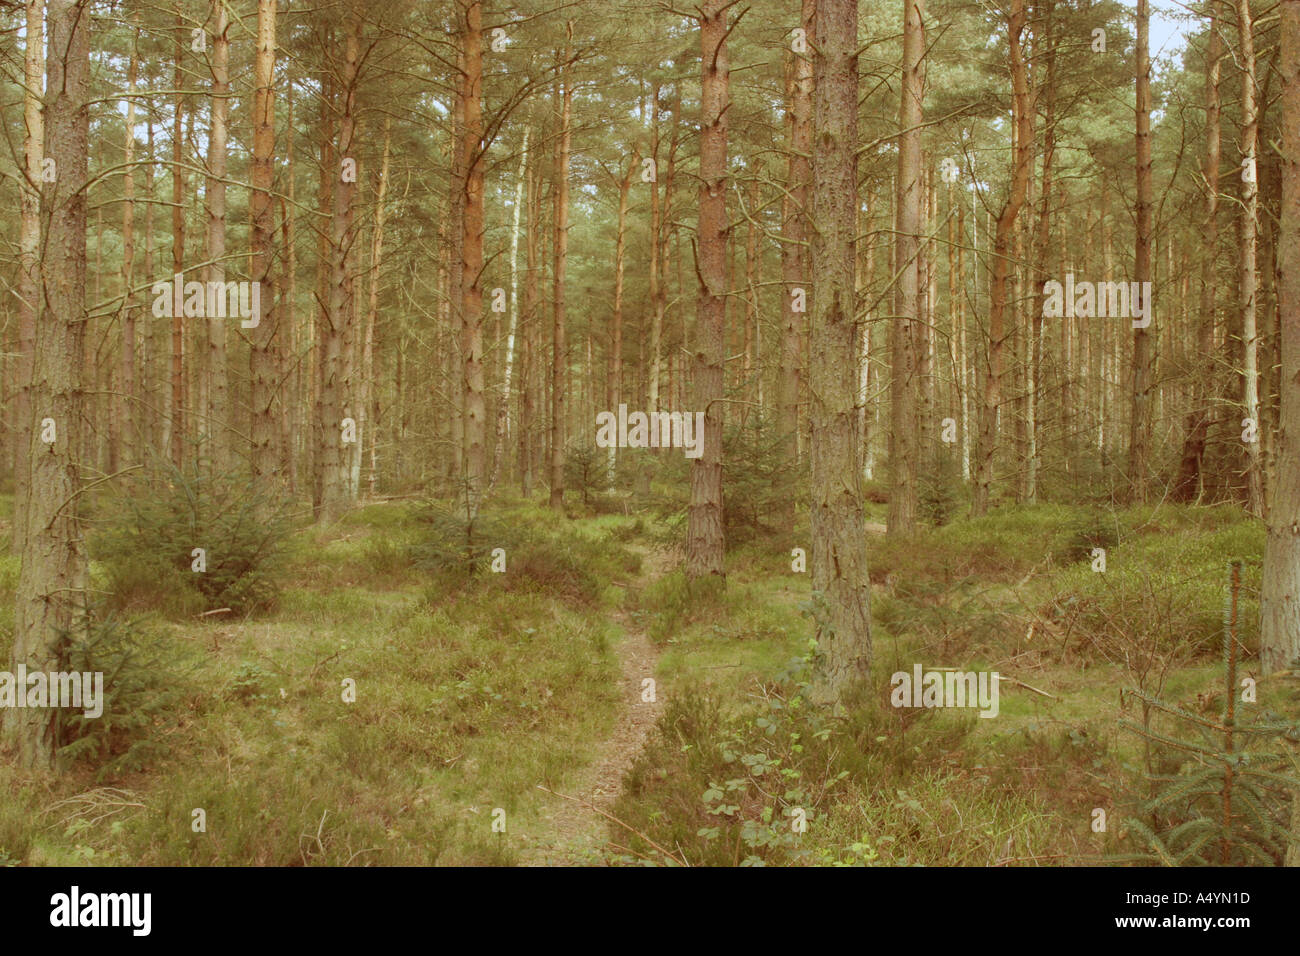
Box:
362, 117, 391, 498
809, 0, 871, 702
316, 13, 361, 522
249, 0, 278, 489
460, 0, 486, 513
6, 0, 91, 770
13, 0, 43, 557
780, 0, 814, 474
170, 14, 186, 468
606, 147, 635, 486
491, 125, 529, 491
647, 85, 663, 414
685, 0, 730, 582
1262, 0, 1300, 677
550, 46, 572, 511
1173, 20, 1222, 502
1129, 0, 1156, 503
204, 0, 231, 472
1238, 0, 1263, 516
889, 0, 924, 533
973, 0, 1032, 515
520, 156, 540, 497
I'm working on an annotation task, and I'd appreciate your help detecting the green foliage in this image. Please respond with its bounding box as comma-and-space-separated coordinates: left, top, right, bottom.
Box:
1046, 517, 1263, 666
411, 496, 638, 605
57, 615, 200, 778
918, 449, 964, 528
94, 464, 293, 617
721, 414, 802, 546
1114, 565, 1300, 866
563, 441, 608, 507
612, 650, 1049, 866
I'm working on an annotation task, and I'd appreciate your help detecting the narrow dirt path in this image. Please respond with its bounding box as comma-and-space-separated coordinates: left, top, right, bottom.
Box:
516, 543, 672, 866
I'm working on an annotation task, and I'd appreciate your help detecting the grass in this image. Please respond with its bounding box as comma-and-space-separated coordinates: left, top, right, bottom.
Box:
0, 494, 637, 865
0, 490, 1290, 866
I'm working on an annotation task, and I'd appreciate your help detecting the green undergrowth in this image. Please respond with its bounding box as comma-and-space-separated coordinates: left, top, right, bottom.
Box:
0, 496, 640, 865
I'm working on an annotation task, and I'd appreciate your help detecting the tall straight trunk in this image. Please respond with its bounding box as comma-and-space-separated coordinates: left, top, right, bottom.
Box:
283, 80, 299, 493
491, 125, 529, 491
1238, 0, 1263, 515
917, 164, 934, 460
1261, 0, 1300, 680
362, 117, 391, 497
171, 14, 186, 468
973, 0, 1032, 515
605, 148, 635, 484
810, 0, 871, 701
317, 13, 360, 521
647, 85, 664, 412
1128, 0, 1156, 502
889, 0, 924, 534
312, 71, 334, 503
1028, 0, 1055, 501
958, 199, 970, 479
460, 0, 486, 512
249, 0, 277, 486
13, 0, 44, 556
685, 0, 730, 581
205, 0, 231, 472
520, 157, 541, 496
121, 34, 138, 473
6, 0, 91, 769
780, 0, 814, 471
550, 46, 572, 511
443, 49, 465, 485
1174, 20, 1223, 501
143, 118, 157, 458
743, 174, 760, 428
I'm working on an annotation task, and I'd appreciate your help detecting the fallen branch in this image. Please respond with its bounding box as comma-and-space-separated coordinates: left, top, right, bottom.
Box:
997, 674, 1057, 699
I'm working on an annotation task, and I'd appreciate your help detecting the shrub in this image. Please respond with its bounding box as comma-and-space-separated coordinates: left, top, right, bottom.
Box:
57, 614, 199, 777
94, 464, 293, 617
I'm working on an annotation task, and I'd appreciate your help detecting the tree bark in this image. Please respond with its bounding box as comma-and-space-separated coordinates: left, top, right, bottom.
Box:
1128, 0, 1156, 503
316, 12, 361, 522
6, 0, 91, 769
1238, 0, 1264, 515
685, 0, 730, 581
973, 0, 1033, 515
13, 0, 44, 557
491, 125, 529, 492
889, 0, 924, 533
1173, 19, 1223, 502
550, 43, 572, 511
362, 117, 391, 498
460, 0, 486, 513
170, 14, 186, 469
249, 0, 278, 489
205, 0, 231, 472
780, 0, 814, 473
1262, 0, 1300, 677
810, 0, 872, 701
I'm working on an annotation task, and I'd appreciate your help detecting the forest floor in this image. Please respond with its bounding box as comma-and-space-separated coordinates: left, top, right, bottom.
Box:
516, 543, 672, 865
0, 489, 1291, 866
